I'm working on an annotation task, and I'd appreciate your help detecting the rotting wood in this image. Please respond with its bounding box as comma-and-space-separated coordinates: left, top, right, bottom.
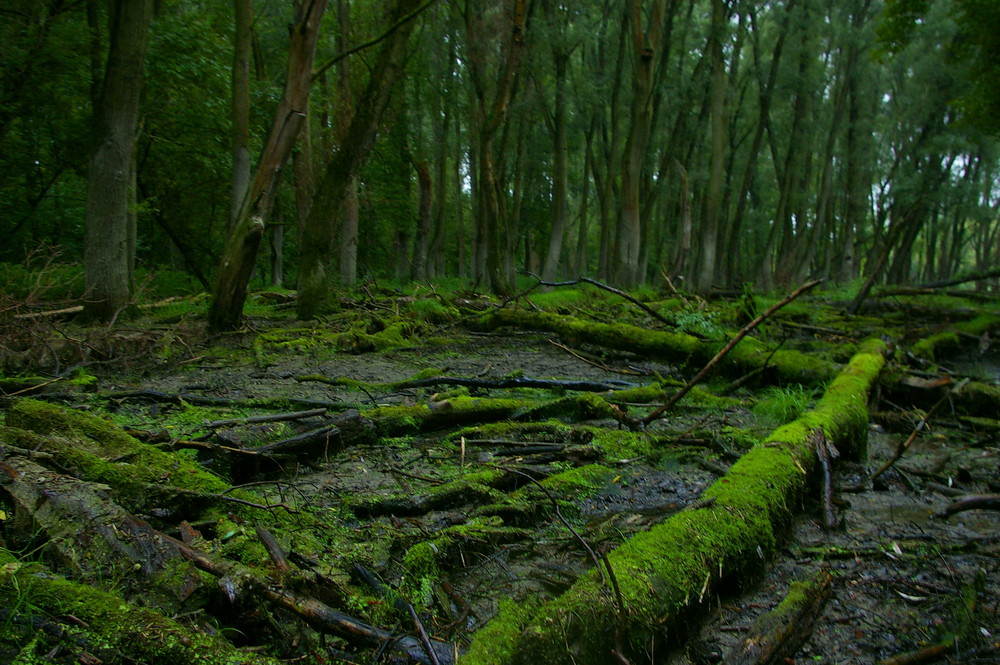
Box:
722, 568, 832, 665
458, 339, 886, 665
848, 381, 963, 491
203, 407, 328, 428
813, 429, 838, 531
0, 549, 283, 665
517, 273, 673, 326
297, 372, 637, 393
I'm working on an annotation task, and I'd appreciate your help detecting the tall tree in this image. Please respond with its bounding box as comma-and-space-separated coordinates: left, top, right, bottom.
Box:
83, 0, 153, 322
297, 0, 425, 318
464, 0, 530, 297
209, 0, 328, 332
616, 0, 671, 287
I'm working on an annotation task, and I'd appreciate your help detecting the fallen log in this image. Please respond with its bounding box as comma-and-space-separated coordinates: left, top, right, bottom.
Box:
475, 309, 838, 387
934, 494, 1000, 519
459, 339, 886, 665
0, 549, 282, 665
722, 568, 832, 665
298, 373, 637, 393
0, 455, 202, 603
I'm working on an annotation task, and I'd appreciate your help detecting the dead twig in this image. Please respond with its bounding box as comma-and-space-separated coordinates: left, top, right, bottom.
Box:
643, 279, 823, 426
520, 272, 673, 326
504, 466, 607, 586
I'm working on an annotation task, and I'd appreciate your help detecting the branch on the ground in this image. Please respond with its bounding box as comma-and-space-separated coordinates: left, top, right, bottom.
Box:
934, 494, 1000, 519
723, 569, 832, 665
850, 380, 965, 490
297, 373, 637, 393
643, 279, 823, 426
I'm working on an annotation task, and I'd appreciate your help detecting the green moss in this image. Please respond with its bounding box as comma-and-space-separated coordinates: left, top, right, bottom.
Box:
460, 597, 544, 665
463, 340, 886, 664
0, 549, 281, 665
409, 298, 459, 323
364, 397, 527, 436
911, 313, 1000, 360
479, 309, 838, 386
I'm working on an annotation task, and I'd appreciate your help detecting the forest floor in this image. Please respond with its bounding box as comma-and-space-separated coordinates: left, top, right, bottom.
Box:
1, 284, 999, 665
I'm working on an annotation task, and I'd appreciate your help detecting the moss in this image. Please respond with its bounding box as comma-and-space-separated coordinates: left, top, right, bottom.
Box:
605, 382, 670, 404
460, 597, 544, 665
462, 340, 886, 664
409, 298, 460, 323
478, 309, 838, 386
364, 396, 527, 436
911, 313, 1000, 360
0, 550, 282, 665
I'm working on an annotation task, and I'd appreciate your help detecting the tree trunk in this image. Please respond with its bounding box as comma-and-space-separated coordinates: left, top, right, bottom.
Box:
209, 0, 328, 332
616, 0, 668, 287
297, 0, 421, 318
412, 160, 433, 280
694, 0, 727, 294
230, 0, 252, 228
83, 0, 153, 322
464, 0, 529, 298
541, 44, 569, 283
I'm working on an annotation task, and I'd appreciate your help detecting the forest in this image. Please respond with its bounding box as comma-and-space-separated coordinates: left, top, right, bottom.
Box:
2, 1, 1000, 665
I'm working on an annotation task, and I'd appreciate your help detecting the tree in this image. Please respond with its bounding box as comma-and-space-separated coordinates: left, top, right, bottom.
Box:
209, 0, 328, 332
463, 0, 530, 297
83, 0, 153, 322
296, 0, 426, 318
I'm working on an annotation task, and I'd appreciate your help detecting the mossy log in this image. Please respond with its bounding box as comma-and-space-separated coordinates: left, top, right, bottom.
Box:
0, 455, 202, 605
475, 309, 838, 386
459, 340, 886, 665
0, 549, 282, 665
363, 393, 626, 437
908, 313, 1000, 361
723, 568, 832, 665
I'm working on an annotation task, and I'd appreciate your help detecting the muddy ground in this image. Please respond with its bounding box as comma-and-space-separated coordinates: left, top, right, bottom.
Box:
2, 292, 999, 664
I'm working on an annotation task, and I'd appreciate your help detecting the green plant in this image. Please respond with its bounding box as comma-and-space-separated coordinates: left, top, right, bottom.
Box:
752, 385, 815, 428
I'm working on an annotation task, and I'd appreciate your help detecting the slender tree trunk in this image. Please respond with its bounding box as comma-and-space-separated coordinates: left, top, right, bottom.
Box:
339, 178, 359, 284
412, 160, 433, 280
726, 2, 796, 286
297, 0, 421, 318
694, 0, 727, 294
616, 0, 668, 287
83, 0, 153, 322
464, 0, 529, 298
209, 0, 328, 332
541, 48, 569, 283
230, 0, 252, 228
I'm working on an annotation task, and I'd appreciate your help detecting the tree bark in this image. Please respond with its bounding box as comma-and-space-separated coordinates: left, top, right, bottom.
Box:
616, 0, 669, 287
297, 0, 422, 318
464, 0, 530, 298
230, 0, 252, 228
209, 0, 328, 332
83, 0, 153, 322
694, 0, 727, 294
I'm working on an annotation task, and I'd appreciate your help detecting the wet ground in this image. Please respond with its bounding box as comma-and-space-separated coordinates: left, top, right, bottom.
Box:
101, 321, 1000, 664
4, 302, 999, 664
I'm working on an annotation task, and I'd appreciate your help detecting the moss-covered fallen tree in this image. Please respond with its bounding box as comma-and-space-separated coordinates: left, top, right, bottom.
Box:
0, 549, 282, 665
459, 339, 886, 665
475, 308, 839, 386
